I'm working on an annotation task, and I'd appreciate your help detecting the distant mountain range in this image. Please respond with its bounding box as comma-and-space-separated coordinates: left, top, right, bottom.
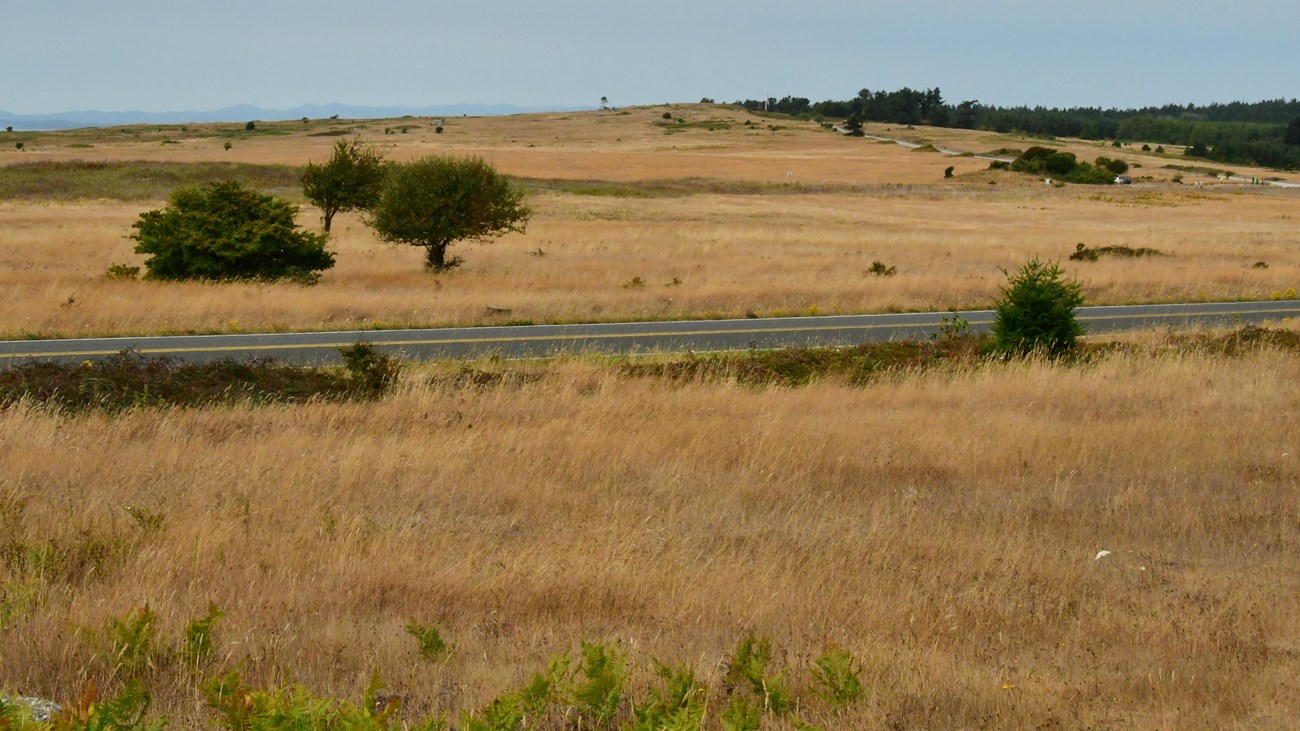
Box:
0, 103, 588, 131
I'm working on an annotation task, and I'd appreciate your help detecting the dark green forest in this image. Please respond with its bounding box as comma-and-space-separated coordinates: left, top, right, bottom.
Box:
733, 90, 1300, 170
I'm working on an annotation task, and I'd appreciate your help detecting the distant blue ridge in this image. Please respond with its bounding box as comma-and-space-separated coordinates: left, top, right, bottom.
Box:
0, 102, 589, 131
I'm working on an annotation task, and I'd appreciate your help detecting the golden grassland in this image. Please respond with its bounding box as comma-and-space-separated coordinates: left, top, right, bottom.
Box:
3, 105, 1300, 729
1, 104, 1297, 339
2, 333, 1300, 728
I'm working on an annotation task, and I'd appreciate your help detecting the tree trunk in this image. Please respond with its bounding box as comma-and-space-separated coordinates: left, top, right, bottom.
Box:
322, 209, 335, 233
424, 244, 447, 270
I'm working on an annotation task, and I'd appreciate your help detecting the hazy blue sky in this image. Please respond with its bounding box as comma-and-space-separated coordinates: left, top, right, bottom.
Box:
5, 0, 1297, 113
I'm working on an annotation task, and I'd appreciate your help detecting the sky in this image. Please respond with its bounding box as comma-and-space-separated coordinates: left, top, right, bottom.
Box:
4, 0, 1298, 115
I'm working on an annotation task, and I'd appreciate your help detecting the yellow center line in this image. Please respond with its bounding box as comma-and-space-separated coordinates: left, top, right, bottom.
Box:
4, 321, 985, 359
0, 307, 1294, 360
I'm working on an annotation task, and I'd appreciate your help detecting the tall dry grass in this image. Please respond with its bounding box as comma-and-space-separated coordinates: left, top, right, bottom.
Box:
1, 105, 1296, 339
2, 338, 1299, 728
1, 183, 1297, 339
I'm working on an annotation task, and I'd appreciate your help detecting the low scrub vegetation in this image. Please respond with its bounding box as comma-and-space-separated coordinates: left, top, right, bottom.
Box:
619, 334, 986, 387
0, 632, 866, 730
1069, 242, 1166, 261
1006, 146, 1116, 184
0, 161, 302, 201
0, 343, 399, 412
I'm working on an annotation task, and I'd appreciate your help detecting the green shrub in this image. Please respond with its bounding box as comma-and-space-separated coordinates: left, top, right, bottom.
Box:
992, 258, 1085, 358
56, 681, 166, 731
725, 634, 791, 715
104, 263, 140, 280
1043, 152, 1077, 176
632, 662, 706, 731
459, 654, 569, 731
944, 165, 954, 178
182, 602, 224, 667
570, 641, 627, 726
1096, 156, 1129, 175
340, 342, 402, 395
130, 180, 334, 282
105, 604, 160, 678
405, 621, 449, 662
721, 696, 762, 731
810, 647, 864, 706
201, 670, 425, 731
867, 261, 897, 277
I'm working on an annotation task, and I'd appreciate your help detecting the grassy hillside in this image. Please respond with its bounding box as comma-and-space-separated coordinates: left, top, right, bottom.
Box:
3, 106, 1299, 729
0, 105, 1297, 340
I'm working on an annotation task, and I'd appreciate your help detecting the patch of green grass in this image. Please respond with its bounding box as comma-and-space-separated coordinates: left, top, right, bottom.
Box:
308, 127, 365, 137
0, 160, 304, 201
1163, 163, 1234, 178
655, 118, 734, 133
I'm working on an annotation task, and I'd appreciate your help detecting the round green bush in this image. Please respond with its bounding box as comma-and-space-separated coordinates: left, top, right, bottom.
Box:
130, 180, 334, 283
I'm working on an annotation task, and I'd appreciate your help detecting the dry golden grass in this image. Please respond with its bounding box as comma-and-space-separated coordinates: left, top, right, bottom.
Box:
1, 105, 1297, 339
3, 333, 1300, 728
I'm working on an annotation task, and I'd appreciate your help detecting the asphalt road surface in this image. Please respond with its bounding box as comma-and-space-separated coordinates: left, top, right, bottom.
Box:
2, 301, 1297, 367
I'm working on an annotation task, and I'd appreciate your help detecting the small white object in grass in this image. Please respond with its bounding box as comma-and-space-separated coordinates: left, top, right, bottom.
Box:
1094, 550, 1112, 560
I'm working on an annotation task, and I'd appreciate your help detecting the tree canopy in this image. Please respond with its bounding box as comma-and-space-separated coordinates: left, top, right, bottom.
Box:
301, 138, 387, 232
367, 155, 530, 271
738, 89, 1300, 169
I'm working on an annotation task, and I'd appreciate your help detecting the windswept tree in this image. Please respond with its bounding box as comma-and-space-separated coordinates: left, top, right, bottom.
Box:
367, 155, 530, 271
301, 138, 387, 232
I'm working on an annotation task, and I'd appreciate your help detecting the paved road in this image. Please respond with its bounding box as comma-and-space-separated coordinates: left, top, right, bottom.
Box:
1, 301, 1296, 366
